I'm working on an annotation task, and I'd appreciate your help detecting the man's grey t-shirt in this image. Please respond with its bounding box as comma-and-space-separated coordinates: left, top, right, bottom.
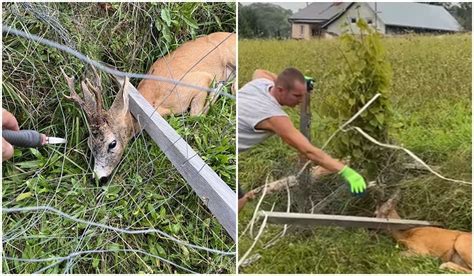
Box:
238, 78, 288, 153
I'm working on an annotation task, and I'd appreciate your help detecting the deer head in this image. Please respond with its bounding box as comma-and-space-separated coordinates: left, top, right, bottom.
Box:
61, 67, 135, 183
374, 189, 401, 219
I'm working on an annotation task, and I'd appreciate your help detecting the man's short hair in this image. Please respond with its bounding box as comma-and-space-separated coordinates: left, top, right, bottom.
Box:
275, 68, 305, 90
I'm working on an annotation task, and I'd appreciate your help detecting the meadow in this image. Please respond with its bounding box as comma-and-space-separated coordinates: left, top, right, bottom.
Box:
2, 2, 235, 273
238, 33, 471, 273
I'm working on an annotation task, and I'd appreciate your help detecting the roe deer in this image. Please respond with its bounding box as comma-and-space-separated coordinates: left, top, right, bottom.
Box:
375, 191, 472, 273
62, 32, 235, 182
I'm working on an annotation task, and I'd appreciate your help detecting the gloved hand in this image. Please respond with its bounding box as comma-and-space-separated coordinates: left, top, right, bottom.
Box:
339, 166, 367, 195
304, 75, 314, 92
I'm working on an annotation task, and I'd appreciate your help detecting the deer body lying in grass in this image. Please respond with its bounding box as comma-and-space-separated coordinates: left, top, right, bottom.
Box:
62, 32, 236, 182
375, 192, 472, 273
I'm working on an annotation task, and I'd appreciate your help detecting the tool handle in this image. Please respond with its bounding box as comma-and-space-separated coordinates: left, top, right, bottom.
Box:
2, 130, 43, 147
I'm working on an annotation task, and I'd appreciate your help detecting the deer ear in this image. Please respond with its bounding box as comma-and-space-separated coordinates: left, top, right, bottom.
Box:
109, 76, 130, 116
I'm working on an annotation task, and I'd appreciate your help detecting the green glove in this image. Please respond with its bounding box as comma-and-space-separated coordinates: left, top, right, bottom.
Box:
304, 75, 314, 92
339, 166, 367, 195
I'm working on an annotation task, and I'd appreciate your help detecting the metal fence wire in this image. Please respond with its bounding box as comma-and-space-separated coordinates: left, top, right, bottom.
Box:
2, 2, 236, 274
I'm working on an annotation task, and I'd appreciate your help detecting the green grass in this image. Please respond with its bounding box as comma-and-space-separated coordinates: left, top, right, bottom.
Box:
2, 2, 235, 274
238, 34, 471, 273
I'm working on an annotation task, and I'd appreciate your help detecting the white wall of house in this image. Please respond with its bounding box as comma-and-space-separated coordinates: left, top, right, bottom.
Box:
326, 3, 385, 35
291, 23, 312, 39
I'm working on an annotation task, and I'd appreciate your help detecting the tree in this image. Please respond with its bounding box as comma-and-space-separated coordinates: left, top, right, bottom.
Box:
424, 2, 472, 31
450, 2, 472, 31
238, 3, 292, 39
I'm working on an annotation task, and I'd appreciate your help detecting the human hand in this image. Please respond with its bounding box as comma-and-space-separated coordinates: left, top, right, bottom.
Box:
339, 166, 367, 195
2, 108, 19, 161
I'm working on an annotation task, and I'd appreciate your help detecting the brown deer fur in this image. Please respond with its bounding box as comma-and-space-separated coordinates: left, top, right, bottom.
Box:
63, 32, 235, 180
375, 194, 472, 273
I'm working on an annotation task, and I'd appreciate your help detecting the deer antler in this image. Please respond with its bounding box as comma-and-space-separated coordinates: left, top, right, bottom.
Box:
61, 67, 103, 122
87, 65, 104, 111
61, 68, 86, 107
90, 65, 103, 90
85, 78, 104, 112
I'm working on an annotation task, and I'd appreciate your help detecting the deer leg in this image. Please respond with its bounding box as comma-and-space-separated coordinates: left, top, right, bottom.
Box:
185, 72, 213, 116
453, 234, 472, 269
156, 107, 172, 117
439, 262, 471, 273
225, 63, 236, 95
190, 91, 208, 116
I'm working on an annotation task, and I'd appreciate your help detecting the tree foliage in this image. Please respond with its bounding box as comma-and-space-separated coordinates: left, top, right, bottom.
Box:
449, 2, 472, 31
238, 3, 292, 39
329, 19, 393, 178
424, 2, 472, 31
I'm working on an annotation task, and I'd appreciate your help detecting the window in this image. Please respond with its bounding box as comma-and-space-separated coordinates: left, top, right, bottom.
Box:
300, 25, 304, 35
367, 18, 373, 24
351, 17, 357, 23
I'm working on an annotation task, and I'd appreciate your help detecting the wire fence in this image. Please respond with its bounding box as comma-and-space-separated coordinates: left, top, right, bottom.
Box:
2, 25, 235, 100
2, 2, 236, 274
238, 93, 472, 268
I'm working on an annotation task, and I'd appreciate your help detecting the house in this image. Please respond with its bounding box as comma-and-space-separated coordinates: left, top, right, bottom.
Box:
288, 2, 462, 39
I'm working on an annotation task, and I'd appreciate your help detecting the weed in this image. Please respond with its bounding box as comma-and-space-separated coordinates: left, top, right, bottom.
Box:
238, 33, 471, 273
2, 2, 235, 273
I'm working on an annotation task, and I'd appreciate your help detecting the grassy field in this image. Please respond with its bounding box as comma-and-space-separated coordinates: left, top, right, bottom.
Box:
2, 2, 235, 273
238, 34, 471, 273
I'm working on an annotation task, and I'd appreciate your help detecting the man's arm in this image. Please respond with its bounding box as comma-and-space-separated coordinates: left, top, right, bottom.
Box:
252, 69, 277, 82
256, 116, 344, 172
256, 116, 367, 194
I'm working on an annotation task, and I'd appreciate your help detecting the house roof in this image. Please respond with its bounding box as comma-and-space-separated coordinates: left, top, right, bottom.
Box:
292, 2, 461, 32
365, 2, 461, 32
288, 2, 352, 23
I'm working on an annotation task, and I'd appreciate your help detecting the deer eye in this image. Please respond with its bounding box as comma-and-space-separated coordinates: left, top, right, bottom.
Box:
108, 140, 117, 150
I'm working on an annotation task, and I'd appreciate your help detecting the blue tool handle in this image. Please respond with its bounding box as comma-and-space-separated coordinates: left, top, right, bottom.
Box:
2, 130, 43, 147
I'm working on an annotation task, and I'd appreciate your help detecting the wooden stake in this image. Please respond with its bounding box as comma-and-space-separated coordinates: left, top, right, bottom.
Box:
260, 211, 441, 230
127, 83, 236, 241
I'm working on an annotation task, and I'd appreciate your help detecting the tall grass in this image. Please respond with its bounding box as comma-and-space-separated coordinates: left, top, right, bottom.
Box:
238, 34, 471, 273
2, 2, 235, 273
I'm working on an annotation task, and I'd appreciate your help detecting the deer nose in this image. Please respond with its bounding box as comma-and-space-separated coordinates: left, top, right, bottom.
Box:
99, 176, 109, 185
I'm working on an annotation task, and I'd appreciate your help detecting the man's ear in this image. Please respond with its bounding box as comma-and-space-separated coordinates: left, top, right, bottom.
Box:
109, 76, 130, 117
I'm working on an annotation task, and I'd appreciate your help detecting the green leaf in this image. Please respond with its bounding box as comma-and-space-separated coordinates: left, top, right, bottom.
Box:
16, 160, 41, 169
375, 113, 385, 124
154, 20, 162, 31
107, 243, 121, 251
171, 223, 181, 234
180, 244, 189, 257
147, 203, 158, 220
341, 135, 350, 146
161, 9, 172, 27
155, 244, 166, 256
352, 149, 363, 159
29, 148, 42, 159
161, 26, 172, 43
92, 256, 100, 268
16, 192, 33, 202
369, 119, 378, 127
213, 14, 222, 29
182, 16, 199, 29
392, 122, 404, 128
159, 206, 166, 218
350, 136, 361, 146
